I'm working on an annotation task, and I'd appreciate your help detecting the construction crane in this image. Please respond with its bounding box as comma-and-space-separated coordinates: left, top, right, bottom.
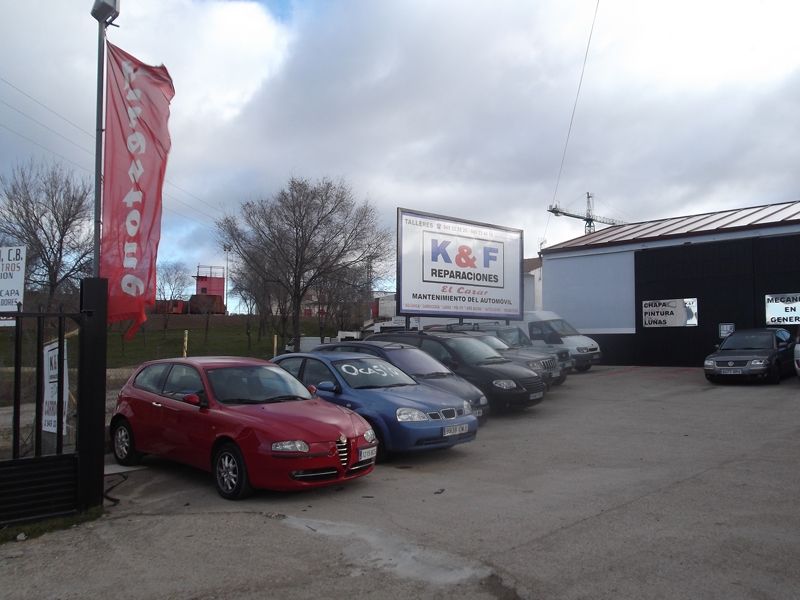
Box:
547, 192, 626, 235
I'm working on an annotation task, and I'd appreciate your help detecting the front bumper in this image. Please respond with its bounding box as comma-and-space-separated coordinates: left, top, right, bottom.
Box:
572, 351, 601, 369
389, 415, 479, 452
246, 440, 377, 491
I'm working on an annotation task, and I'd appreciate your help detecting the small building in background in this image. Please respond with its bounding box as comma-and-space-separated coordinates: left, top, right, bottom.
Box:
190, 265, 226, 314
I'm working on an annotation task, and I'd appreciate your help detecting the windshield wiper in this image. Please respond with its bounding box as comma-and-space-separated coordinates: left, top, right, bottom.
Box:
264, 395, 304, 403
356, 383, 411, 389
479, 357, 508, 364
416, 372, 450, 379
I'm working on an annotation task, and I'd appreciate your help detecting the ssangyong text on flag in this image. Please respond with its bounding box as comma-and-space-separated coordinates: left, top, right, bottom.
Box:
100, 42, 174, 339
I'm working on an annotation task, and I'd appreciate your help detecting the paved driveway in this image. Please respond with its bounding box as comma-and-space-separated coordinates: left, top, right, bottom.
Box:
3, 366, 799, 599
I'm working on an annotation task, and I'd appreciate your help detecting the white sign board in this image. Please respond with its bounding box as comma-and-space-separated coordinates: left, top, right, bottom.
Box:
42, 340, 69, 435
397, 209, 523, 319
0, 246, 26, 326
642, 298, 699, 328
765, 293, 800, 325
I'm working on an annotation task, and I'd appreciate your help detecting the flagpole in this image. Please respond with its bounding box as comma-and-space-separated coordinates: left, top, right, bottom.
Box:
90, 1, 120, 277
92, 20, 105, 277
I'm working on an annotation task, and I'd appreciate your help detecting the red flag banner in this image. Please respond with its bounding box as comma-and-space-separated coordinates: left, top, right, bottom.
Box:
100, 42, 174, 339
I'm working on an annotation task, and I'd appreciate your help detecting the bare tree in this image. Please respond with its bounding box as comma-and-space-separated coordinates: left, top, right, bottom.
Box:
0, 161, 93, 310
218, 177, 392, 351
156, 260, 192, 333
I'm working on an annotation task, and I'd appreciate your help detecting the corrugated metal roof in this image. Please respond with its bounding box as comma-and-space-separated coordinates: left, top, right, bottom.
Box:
541, 200, 800, 254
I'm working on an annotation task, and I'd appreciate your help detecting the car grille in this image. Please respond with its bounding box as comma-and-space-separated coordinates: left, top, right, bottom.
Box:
519, 377, 545, 394
336, 438, 349, 466
426, 407, 462, 420
714, 360, 749, 367
540, 358, 557, 370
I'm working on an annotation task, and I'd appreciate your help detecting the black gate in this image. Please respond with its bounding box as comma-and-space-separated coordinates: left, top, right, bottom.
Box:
0, 279, 107, 526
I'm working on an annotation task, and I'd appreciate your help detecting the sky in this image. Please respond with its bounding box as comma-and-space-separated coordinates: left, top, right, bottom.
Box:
1, 0, 800, 294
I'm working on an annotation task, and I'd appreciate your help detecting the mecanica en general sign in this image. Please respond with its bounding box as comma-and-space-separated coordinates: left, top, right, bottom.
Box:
397, 208, 523, 319
765, 293, 800, 325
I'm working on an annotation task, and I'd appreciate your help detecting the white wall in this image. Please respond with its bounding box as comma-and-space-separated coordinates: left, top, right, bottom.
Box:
542, 250, 636, 333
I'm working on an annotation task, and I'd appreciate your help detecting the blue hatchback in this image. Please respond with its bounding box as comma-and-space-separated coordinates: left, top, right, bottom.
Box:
273, 352, 478, 457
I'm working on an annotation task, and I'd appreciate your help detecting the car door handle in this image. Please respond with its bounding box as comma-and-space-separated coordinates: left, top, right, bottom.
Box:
151, 402, 162, 407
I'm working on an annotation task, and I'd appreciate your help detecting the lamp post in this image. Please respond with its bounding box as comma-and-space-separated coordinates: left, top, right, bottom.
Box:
223, 243, 232, 314
90, 0, 120, 277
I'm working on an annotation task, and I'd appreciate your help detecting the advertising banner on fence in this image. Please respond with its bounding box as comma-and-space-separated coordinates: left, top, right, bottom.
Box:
765, 293, 800, 325
42, 340, 69, 435
642, 298, 698, 327
99, 42, 174, 339
397, 208, 523, 319
0, 246, 26, 326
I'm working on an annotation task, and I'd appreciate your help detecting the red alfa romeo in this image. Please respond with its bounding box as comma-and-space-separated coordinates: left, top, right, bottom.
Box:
110, 356, 378, 499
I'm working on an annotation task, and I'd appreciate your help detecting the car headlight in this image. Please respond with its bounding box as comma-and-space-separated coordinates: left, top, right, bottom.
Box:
478, 395, 488, 406
750, 359, 766, 366
396, 407, 429, 422
271, 440, 309, 452
703, 359, 714, 367
462, 401, 472, 415
363, 428, 376, 443
576, 347, 589, 353
527, 360, 543, 370
493, 379, 517, 390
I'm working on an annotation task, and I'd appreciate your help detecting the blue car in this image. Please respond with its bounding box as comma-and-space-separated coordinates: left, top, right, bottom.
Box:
273, 352, 478, 458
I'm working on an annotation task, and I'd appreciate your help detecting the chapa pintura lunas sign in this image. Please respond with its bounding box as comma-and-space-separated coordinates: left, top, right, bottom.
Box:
642, 298, 698, 328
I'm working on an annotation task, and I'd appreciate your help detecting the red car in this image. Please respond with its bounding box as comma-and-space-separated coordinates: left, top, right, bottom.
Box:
109, 356, 378, 499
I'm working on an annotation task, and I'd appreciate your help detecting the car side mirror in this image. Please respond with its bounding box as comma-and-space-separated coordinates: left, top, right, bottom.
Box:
183, 393, 202, 406
306, 384, 317, 395
713, 344, 720, 351
316, 380, 339, 393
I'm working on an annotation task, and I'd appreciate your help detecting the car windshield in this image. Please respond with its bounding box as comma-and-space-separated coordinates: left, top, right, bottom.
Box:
545, 319, 580, 336
384, 348, 450, 376
475, 335, 510, 350
442, 336, 505, 365
332, 357, 417, 389
492, 328, 532, 348
207, 365, 313, 404
720, 332, 774, 350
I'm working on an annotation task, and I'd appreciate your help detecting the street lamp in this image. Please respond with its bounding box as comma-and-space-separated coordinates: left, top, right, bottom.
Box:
90, 0, 120, 277
223, 244, 232, 314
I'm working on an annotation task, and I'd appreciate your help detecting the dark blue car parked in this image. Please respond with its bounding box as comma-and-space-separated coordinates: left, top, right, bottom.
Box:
273, 352, 478, 458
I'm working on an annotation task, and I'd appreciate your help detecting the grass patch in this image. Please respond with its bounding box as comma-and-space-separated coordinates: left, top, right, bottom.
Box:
0, 506, 103, 545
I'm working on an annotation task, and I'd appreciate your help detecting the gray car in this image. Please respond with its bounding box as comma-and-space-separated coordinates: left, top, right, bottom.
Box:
703, 328, 795, 384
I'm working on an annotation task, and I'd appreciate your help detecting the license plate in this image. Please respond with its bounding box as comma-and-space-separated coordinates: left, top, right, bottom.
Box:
443, 423, 469, 437
359, 446, 378, 461
474, 409, 483, 417
530, 391, 543, 400
720, 368, 742, 375
549, 369, 560, 378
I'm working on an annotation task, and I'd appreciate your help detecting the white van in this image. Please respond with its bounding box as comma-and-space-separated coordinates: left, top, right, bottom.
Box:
517, 310, 601, 372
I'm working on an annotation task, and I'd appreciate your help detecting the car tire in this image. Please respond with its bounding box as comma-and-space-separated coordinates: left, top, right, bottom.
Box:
705, 374, 718, 384
575, 364, 591, 373
111, 419, 141, 466
214, 443, 253, 500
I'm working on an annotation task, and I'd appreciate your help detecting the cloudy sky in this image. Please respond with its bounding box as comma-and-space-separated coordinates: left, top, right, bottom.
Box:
2, 0, 799, 289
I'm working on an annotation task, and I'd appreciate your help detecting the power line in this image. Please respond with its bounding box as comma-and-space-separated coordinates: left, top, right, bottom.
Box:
0, 75, 95, 139
0, 119, 218, 233
550, 0, 600, 206
0, 98, 94, 156
0, 74, 228, 218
